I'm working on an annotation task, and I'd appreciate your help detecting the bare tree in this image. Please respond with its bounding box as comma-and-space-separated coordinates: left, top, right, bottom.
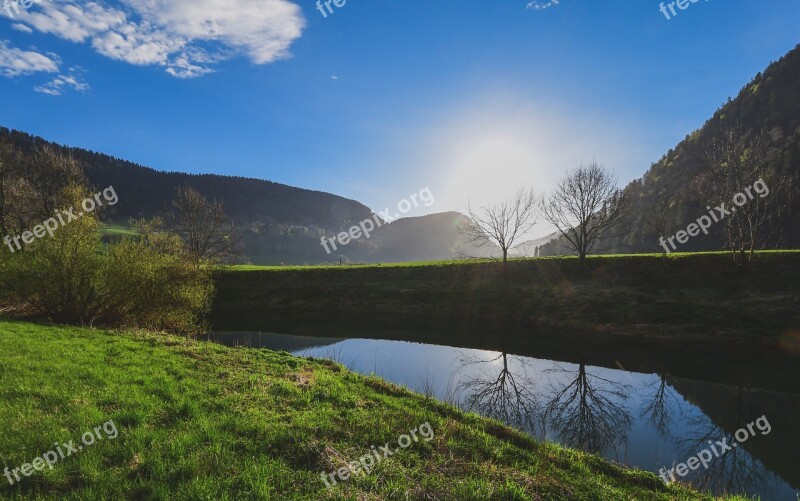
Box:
541, 162, 629, 270
0, 144, 82, 237
702, 127, 794, 264
460, 188, 538, 263
168, 186, 240, 266
26, 146, 83, 217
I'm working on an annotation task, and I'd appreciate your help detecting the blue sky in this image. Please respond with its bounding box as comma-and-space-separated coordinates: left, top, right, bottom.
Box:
1, 0, 799, 236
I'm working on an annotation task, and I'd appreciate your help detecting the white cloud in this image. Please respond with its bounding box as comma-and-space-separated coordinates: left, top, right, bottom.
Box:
91, 20, 185, 65
6, 0, 306, 78
527, 0, 560, 10
0, 40, 88, 95
165, 53, 215, 78
125, 0, 305, 64
0, 40, 59, 77
34, 70, 90, 95
14, 2, 127, 43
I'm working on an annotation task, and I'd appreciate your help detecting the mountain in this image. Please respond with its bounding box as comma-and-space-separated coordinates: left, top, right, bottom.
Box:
0, 127, 383, 263
0, 127, 374, 232
540, 43, 800, 256
8, 43, 799, 263
512, 232, 559, 258
343, 212, 495, 263
0, 127, 484, 264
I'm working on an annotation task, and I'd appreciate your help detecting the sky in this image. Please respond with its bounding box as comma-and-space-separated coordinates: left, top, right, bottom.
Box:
1, 0, 799, 238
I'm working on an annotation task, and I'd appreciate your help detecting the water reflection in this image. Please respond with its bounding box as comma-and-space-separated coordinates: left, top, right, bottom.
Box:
640, 373, 682, 439
679, 386, 779, 497
544, 363, 633, 456
207, 332, 800, 499
455, 352, 543, 435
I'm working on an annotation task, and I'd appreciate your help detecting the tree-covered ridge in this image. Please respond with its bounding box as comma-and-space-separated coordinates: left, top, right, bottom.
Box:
541, 43, 800, 256
0, 127, 375, 232
0, 127, 384, 264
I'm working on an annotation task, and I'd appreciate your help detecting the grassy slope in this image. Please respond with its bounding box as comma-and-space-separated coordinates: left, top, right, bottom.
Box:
0, 320, 728, 500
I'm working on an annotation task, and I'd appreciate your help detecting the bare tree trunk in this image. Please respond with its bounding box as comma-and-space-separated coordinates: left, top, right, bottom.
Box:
541, 162, 629, 271
460, 188, 538, 266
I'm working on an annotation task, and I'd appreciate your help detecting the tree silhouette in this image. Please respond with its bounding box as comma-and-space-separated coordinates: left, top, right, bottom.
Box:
541, 162, 629, 270
455, 351, 543, 436
640, 373, 683, 439
544, 363, 633, 455
460, 188, 538, 263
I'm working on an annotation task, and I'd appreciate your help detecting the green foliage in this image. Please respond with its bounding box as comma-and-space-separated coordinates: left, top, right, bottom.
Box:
0, 201, 212, 333
99, 220, 214, 333
0, 187, 105, 325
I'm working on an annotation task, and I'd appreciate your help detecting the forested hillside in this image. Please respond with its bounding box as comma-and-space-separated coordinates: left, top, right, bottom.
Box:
540, 43, 800, 256
0, 128, 382, 263
0, 128, 375, 230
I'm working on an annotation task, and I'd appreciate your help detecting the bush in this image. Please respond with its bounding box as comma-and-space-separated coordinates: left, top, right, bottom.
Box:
0, 200, 213, 333
99, 220, 214, 333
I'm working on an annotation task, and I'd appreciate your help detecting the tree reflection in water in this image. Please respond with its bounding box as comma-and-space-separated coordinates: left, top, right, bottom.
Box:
455, 351, 544, 436
544, 363, 633, 456
450, 353, 788, 498
455, 357, 635, 456
640, 373, 683, 439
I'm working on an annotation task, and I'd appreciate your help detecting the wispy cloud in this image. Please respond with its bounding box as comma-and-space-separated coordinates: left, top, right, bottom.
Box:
527, 0, 561, 10
35, 69, 90, 95
3, 0, 307, 78
0, 40, 59, 77
0, 40, 88, 95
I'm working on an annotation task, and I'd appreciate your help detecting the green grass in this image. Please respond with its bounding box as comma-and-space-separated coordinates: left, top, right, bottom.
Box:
232, 262, 446, 272
231, 250, 800, 271
0, 320, 735, 500
99, 223, 137, 237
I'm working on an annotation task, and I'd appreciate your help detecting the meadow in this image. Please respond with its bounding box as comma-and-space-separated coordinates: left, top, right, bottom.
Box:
0, 320, 735, 500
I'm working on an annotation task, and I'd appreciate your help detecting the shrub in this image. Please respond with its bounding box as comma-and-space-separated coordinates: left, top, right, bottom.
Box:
0, 198, 213, 333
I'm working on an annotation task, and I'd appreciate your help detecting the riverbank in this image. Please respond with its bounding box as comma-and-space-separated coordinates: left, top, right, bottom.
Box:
0, 320, 729, 499
213, 252, 800, 350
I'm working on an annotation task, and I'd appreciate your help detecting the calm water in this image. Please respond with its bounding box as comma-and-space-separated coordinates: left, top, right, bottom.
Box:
208, 331, 800, 500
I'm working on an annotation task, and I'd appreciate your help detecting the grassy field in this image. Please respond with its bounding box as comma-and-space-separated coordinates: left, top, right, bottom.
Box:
230, 251, 800, 272
214, 251, 800, 349
0, 320, 733, 500
99, 223, 137, 237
